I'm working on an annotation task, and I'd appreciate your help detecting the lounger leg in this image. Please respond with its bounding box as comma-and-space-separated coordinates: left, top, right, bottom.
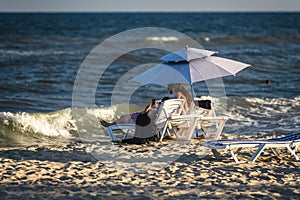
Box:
106, 127, 117, 141
270, 148, 280, 157
199, 127, 207, 139
228, 146, 240, 163
186, 117, 198, 140
212, 149, 222, 160
235, 147, 243, 154
250, 144, 266, 162
287, 145, 299, 161
214, 119, 226, 139
122, 128, 130, 140
159, 123, 168, 142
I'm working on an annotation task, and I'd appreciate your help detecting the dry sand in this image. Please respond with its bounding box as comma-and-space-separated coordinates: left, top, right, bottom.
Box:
0, 135, 299, 199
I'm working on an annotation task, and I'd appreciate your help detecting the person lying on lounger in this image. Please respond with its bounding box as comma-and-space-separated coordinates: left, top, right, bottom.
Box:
100, 97, 171, 127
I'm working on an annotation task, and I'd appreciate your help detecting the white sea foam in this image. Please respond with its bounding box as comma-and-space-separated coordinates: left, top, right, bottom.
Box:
0, 49, 77, 57
223, 96, 300, 136
146, 36, 179, 42
0, 108, 77, 138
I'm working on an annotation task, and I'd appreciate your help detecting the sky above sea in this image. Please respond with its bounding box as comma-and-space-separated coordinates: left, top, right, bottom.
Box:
0, 0, 300, 12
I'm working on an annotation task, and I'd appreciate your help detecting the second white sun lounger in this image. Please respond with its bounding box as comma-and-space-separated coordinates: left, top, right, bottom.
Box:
193, 99, 228, 140
206, 133, 300, 163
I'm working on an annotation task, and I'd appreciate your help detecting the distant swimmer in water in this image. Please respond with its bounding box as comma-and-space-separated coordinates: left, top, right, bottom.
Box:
265, 79, 271, 85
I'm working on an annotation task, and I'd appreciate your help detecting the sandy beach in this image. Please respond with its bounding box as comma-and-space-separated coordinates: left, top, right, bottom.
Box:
0, 135, 299, 200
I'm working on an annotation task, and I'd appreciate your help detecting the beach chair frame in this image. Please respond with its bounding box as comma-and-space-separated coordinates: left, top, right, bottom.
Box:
106, 124, 135, 142
105, 99, 229, 142
206, 133, 300, 163
105, 99, 186, 142
194, 99, 228, 139
153, 99, 186, 141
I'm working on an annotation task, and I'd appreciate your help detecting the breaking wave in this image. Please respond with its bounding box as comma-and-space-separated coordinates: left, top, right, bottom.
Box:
0, 96, 299, 147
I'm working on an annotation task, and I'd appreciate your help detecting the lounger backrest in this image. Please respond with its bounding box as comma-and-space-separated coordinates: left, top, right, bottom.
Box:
186, 101, 196, 115
195, 100, 211, 110
194, 99, 214, 117
154, 99, 185, 125
268, 132, 300, 142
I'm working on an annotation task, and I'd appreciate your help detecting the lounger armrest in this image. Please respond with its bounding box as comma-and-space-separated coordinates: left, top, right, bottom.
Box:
106, 124, 135, 130
199, 116, 229, 121
168, 114, 199, 120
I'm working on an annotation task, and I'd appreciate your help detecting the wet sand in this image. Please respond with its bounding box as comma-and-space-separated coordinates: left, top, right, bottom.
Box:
0, 135, 299, 199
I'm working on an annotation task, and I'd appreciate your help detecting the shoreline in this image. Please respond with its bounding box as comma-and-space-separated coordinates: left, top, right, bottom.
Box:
0, 136, 299, 199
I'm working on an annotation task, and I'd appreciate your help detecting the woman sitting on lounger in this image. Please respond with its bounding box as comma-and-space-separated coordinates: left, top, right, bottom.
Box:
167, 83, 192, 112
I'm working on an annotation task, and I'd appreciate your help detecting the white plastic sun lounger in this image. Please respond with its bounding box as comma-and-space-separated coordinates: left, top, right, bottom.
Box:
156, 99, 229, 141
164, 114, 228, 140
154, 99, 187, 141
106, 99, 228, 142
206, 133, 300, 163
154, 99, 228, 141
193, 99, 229, 140
196, 116, 229, 139
105, 99, 186, 142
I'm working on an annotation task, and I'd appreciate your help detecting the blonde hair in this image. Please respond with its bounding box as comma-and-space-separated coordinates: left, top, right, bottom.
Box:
167, 83, 192, 109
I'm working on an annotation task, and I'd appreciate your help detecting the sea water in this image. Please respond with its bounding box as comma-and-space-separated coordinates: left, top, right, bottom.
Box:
0, 13, 299, 147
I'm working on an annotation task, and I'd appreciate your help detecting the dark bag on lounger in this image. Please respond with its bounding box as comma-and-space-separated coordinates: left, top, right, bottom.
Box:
194, 100, 212, 110
135, 112, 151, 127
121, 111, 155, 145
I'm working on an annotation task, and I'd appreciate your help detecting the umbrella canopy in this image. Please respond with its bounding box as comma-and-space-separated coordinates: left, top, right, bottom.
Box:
160, 46, 217, 62
133, 46, 250, 85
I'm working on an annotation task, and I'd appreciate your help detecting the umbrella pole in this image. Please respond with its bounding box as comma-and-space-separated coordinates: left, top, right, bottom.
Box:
191, 83, 199, 138
191, 84, 195, 100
